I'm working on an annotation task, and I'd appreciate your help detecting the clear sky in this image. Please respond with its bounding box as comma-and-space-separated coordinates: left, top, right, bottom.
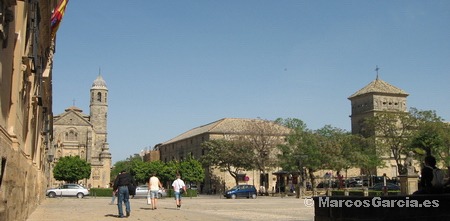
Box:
52, 0, 450, 164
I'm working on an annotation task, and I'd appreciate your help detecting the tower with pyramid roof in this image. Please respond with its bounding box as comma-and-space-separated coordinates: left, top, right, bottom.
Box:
348, 75, 409, 135
348, 74, 409, 177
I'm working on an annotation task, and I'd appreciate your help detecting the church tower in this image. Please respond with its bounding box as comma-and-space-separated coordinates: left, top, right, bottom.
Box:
348, 75, 409, 135
89, 74, 111, 187
348, 73, 409, 177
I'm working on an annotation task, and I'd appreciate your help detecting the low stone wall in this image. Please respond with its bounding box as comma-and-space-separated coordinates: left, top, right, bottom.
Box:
313, 194, 450, 221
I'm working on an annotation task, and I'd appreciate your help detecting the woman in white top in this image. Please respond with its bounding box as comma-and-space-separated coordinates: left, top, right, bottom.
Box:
148, 173, 163, 210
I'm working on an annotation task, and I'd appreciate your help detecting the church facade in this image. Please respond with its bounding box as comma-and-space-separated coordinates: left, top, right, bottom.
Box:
52, 75, 112, 188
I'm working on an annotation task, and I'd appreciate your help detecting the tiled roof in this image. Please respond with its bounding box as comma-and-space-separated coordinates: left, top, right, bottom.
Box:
161, 118, 290, 145
348, 77, 408, 99
64, 106, 83, 112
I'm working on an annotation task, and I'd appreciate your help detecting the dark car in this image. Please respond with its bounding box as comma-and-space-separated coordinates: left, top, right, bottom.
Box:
224, 184, 257, 199
316, 181, 338, 188
369, 183, 400, 191
363, 175, 398, 187
346, 177, 363, 187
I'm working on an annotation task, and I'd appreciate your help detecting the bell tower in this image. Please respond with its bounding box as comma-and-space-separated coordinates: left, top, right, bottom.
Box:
89, 74, 111, 187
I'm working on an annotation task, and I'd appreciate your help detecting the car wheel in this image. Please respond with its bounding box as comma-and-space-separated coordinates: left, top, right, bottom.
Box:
48, 192, 56, 198
231, 194, 236, 199
76, 193, 84, 198
251, 193, 257, 199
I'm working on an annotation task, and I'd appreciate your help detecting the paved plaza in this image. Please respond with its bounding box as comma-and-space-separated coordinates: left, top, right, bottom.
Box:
26, 195, 314, 221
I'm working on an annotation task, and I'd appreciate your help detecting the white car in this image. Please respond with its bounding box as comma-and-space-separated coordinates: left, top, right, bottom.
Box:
46, 184, 89, 198
133, 185, 167, 198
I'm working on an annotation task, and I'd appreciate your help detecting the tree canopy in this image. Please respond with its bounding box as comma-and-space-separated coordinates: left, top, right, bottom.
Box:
201, 139, 254, 185
277, 118, 383, 187
112, 156, 205, 188
53, 156, 91, 183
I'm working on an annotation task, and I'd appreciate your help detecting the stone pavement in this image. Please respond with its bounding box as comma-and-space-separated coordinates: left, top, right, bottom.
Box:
26, 195, 314, 221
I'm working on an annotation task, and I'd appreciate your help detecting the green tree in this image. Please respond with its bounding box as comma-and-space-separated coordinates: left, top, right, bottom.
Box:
201, 139, 253, 186
344, 134, 384, 177
277, 118, 383, 189
53, 156, 91, 183
111, 160, 132, 182
408, 108, 450, 170
130, 159, 149, 184
277, 118, 325, 189
179, 156, 205, 185
364, 110, 416, 175
111, 154, 144, 184
161, 160, 180, 186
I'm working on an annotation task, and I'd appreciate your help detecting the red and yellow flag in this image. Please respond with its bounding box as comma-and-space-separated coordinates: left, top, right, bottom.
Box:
51, 0, 69, 38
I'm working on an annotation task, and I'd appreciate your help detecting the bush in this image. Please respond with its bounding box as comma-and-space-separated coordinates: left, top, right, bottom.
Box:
89, 188, 113, 197
331, 189, 400, 196
89, 188, 199, 198
166, 189, 198, 197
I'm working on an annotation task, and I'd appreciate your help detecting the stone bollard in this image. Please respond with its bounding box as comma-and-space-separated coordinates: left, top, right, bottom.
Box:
326, 188, 332, 196
344, 188, 349, 196
363, 187, 368, 197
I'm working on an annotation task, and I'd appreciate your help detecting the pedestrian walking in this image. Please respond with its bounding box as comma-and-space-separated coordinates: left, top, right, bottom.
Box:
148, 172, 163, 210
171, 174, 187, 209
113, 170, 136, 218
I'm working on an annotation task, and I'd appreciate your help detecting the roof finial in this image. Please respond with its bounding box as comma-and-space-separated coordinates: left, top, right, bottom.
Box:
72, 99, 76, 106
99, 67, 101, 76
375, 65, 380, 80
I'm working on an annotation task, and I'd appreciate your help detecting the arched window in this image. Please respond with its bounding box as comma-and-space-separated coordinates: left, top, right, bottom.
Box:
67, 130, 77, 141
97, 92, 102, 102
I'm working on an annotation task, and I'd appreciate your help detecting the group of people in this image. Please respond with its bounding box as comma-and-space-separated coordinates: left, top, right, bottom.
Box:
112, 171, 187, 218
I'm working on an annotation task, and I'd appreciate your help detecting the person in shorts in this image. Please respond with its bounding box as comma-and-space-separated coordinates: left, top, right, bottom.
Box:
148, 172, 163, 210
172, 174, 186, 209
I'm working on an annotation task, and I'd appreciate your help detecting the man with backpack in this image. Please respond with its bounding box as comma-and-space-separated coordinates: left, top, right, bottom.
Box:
414, 155, 445, 194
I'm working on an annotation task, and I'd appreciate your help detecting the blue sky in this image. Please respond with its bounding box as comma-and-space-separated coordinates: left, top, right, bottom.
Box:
52, 1, 450, 164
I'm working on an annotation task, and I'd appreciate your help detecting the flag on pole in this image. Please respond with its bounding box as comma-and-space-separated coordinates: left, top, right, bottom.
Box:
51, 0, 69, 38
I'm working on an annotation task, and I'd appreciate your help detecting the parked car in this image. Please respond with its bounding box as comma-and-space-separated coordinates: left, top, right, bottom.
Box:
187, 183, 198, 190
316, 181, 338, 188
224, 184, 257, 199
46, 184, 89, 198
363, 175, 398, 187
369, 183, 400, 191
133, 185, 167, 198
345, 177, 363, 187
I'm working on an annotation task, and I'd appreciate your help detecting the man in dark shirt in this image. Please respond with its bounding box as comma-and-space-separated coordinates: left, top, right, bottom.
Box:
113, 170, 136, 218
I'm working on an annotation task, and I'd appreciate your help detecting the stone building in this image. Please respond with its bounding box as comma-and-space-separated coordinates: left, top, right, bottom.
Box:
0, 1, 59, 220
158, 118, 290, 194
348, 75, 409, 177
52, 75, 112, 188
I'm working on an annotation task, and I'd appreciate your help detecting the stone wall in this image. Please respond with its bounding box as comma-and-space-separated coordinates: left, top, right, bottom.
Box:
0, 128, 48, 221
0, 1, 57, 221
